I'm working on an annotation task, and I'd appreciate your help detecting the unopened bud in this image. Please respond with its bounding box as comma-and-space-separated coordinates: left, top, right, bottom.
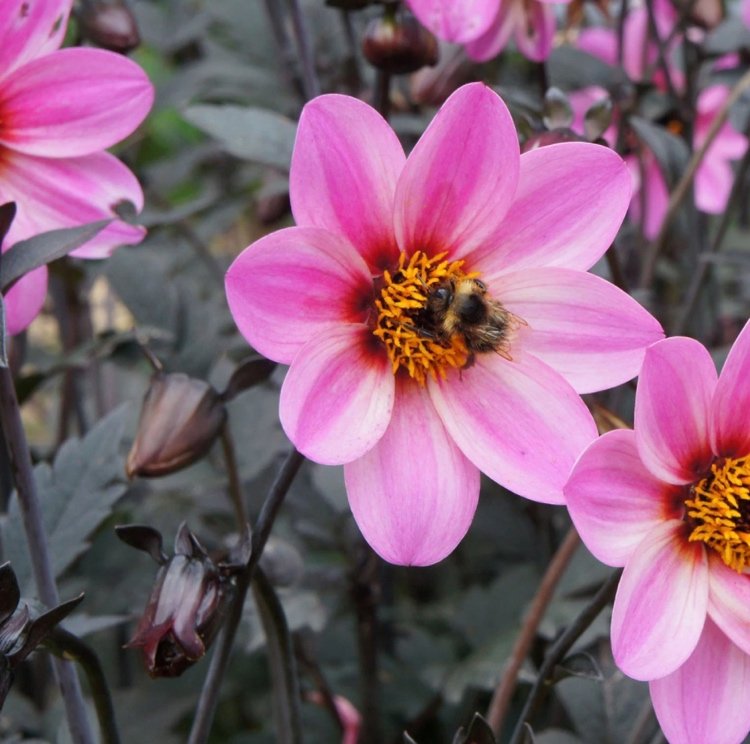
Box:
362, 12, 439, 75
78, 0, 141, 53
126, 373, 227, 478
522, 128, 586, 152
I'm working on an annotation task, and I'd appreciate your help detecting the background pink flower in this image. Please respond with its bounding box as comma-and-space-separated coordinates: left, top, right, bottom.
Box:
565, 324, 750, 744
0, 0, 153, 334
226, 83, 662, 566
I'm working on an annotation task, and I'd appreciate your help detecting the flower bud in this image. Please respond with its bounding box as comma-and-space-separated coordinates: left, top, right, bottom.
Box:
123, 524, 240, 677
126, 373, 227, 479
77, 0, 141, 53
362, 12, 439, 75
522, 128, 586, 152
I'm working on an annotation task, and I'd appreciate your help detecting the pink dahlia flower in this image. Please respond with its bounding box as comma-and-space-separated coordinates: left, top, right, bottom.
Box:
226, 83, 663, 566
565, 323, 750, 744
0, 0, 154, 334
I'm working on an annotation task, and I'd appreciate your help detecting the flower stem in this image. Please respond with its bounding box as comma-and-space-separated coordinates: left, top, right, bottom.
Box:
288, 0, 320, 99
374, 70, 392, 121
220, 423, 247, 526
486, 527, 580, 736
0, 366, 95, 744
187, 447, 305, 744
508, 568, 622, 744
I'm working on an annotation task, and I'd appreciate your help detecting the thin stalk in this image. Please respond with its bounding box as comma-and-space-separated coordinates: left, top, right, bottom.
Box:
508, 569, 622, 744
287, 0, 320, 99
486, 528, 580, 736
220, 423, 247, 526
616, 0, 627, 69
263, 0, 305, 99
47, 628, 121, 744
374, 70, 392, 120
0, 367, 94, 744
639, 68, 750, 289
339, 10, 363, 93
187, 448, 305, 744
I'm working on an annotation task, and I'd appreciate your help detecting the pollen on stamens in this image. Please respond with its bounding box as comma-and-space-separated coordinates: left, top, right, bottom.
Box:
685, 456, 750, 572
372, 250, 474, 386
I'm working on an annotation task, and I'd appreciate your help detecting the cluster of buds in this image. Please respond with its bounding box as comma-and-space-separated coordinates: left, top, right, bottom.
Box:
117, 523, 250, 677
0, 563, 83, 709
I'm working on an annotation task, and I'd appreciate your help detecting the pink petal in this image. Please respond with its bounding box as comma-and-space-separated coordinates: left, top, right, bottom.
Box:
466, 142, 631, 277
279, 324, 394, 466
708, 555, 750, 657
465, 1, 517, 61
0, 0, 70, 79
711, 319, 750, 457
627, 152, 669, 240
576, 27, 618, 65
612, 520, 708, 680
513, 0, 556, 62
650, 619, 750, 744
344, 378, 480, 566
695, 157, 734, 214
290, 94, 404, 271
622, 7, 653, 81
0, 150, 145, 258
565, 430, 679, 567
428, 350, 597, 504
635, 337, 716, 485
0, 48, 153, 157
3, 265, 47, 335
405, 0, 499, 43
496, 267, 663, 393
393, 83, 520, 260
225, 227, 373, 365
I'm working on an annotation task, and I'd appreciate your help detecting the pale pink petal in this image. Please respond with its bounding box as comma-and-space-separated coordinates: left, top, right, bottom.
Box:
612, 519, 708, 680
708, 555, 750, 657
0, 0, 71, 79
466, 142, 631, 276
0, 150, 145, 258
465, 1, 517, 61
290, 94, 404, 271
428, 350, 597, 504
225, 227, 372, 365
650, 619, 750, 744
394, 83, 520, 260
565, 430, 679, 567
698, 120, 747, 160
576, 27, 618, 65
628, 152, 669, 240
345, 378, 480, 566
0, 48, 153, 157
695, 157, 734, 214
513, 0, 556, 62
3, 265, 47, 335
405, 0, 498, 43
711, 319, 750, 457
495, 267, 663, 393
279, 324, 394, 465
635, 337, 716, 485
622, 7, 654, 81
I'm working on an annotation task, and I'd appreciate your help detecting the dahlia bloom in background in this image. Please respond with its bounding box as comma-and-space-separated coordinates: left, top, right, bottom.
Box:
406, 0, 569, 62
0, 0, 154, 334
565, 324, 750, 744
226, 83, 663, 566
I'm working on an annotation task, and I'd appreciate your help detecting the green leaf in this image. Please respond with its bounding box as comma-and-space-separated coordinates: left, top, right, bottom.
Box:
182, 104, 297, 170
1, 406, 130, 593
0, 219, 112, 291
629, 116, 691, 188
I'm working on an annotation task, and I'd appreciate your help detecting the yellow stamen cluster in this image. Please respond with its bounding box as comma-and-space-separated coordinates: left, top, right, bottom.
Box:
685, 456, 750, 572
372, 251, 472, 386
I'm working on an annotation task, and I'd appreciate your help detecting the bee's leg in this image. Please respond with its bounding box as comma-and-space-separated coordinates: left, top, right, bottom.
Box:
460, 352, 477, 376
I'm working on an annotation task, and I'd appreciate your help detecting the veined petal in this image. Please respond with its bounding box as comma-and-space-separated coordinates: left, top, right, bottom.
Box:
3, 265, 47, 335
513, 0, 556, 62
650, 619, 750, 744
711, 320, 750, 457
465, 1, 517, 61
612, 520, 708, 680
708, 555, 750, 657
279, 325, 394, 465
394, 83, 520, 260
0, 0, 71, 79
428, 350, 597, 504
0, 48, 153, 157
405, 0, 498, 43
344, 378, 480, 566
495, 267, 664, 393
290, 94, 404, 271
635, 337, 716, 485
565, 430, 678, 567
225, 227, 373, 365
0, 150, 145, 258
467, 142, 631, 276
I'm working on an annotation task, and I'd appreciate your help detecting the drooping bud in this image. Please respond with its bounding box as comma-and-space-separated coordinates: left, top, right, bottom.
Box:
77, 0, 140, 53
362, 10, 439, 75
119, 523, 248, 677
126, 373, 227, 479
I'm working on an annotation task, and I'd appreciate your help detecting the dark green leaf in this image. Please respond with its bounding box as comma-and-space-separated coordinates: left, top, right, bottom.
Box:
464, 713, 497, 744
704, 19, 750, 56
0, 203, 16, 247
0, 294, 6, 369
629, 116, 691, 187
115, 524, 168, 564
221, 357, 277, 401
0, 219, 111, 291
547, 47, 622, 90
551, 652, 604, 683
0, 563, 19, 623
